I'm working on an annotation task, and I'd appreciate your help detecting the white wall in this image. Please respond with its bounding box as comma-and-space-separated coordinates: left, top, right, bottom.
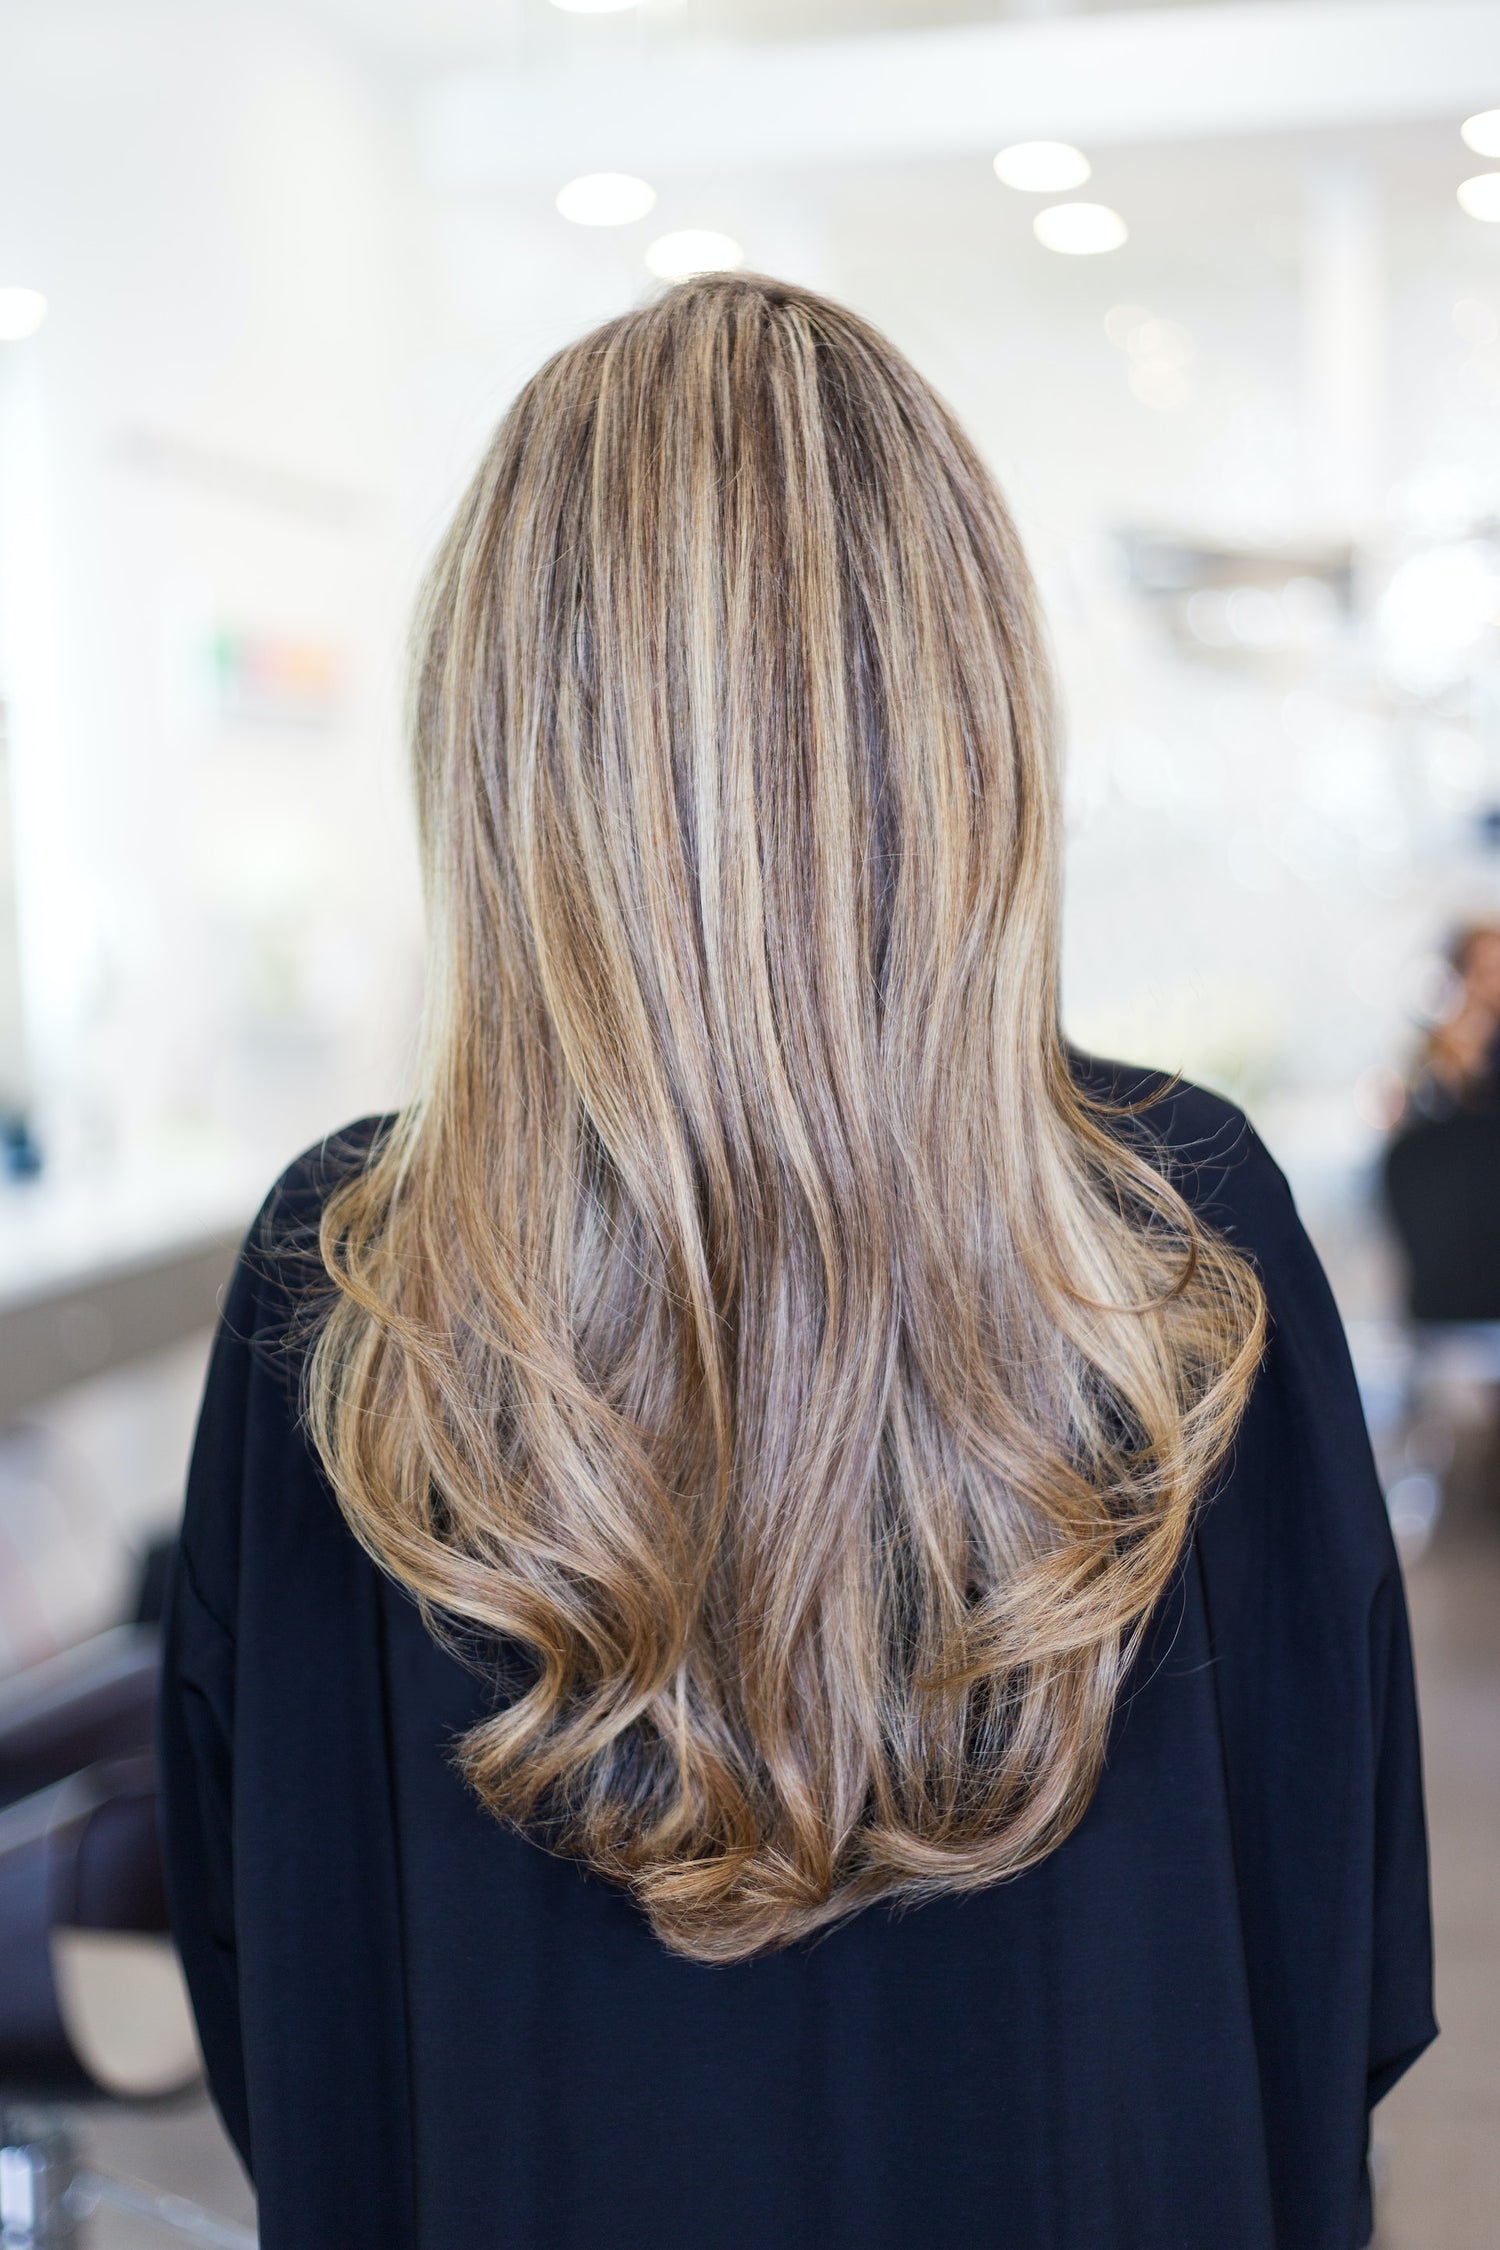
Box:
0, 0, 431, 1188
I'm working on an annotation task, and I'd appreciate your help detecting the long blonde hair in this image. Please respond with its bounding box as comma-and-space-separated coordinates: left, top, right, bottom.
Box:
306, 275, 1264, 1962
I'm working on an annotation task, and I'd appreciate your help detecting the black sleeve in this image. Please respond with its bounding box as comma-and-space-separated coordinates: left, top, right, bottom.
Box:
158, 1116, 392, 2180
1178, 1092, 1436, 2248
1237, 1127, 1439, 2114
158, 1256, 258, 2173
1236, 1132, 1438, 2115
1366, 1566, 1438, 2106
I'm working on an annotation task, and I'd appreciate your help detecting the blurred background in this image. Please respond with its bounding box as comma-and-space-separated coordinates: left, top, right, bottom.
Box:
1, 0, 1498, 2241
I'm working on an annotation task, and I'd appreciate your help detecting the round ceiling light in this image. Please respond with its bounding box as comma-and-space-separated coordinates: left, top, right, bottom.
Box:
1457, 173, 1500, 222
993, 141, 1092, 193
549, 0, 642, 13
0, 287, 48, 340
644, 229, 745, 280
1460, 109, 1500, 157
1033, 203, 1128, 256
556, 173, 657, 226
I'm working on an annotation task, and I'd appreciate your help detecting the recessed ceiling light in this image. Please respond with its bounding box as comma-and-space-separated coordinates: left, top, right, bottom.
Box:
1457, 173, 1500, 222
549, 0, 642, 12
1460, 109, 1500, 157
0, 287, 47, 340
993, 141, 1091, 194
556, 173, 657, 227
1033, 203, 1128, 256
644, 229, 744, 280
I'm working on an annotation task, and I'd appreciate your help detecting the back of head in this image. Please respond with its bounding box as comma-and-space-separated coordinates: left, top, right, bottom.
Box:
307, 274, 1264, 1961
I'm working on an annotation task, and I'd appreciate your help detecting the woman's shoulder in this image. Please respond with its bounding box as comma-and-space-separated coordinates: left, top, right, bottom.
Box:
238, 1113, 397, 1321
176, 1117, 399, 1639
1069, 1050, 1299, 1266
1075, 1055, 1401, 1592
259, 1111, 397, 1232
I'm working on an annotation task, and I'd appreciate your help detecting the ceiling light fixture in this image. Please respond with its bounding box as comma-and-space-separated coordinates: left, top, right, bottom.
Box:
556, 173, 657, 226
644, 229, 744, 280
993, 141, 1091, 194
1460, 109, 1500, 157
0, 287, 48, 340
1457, 173, 1500, 222
549, 0, 642, 13
1033, 204, 1127, 256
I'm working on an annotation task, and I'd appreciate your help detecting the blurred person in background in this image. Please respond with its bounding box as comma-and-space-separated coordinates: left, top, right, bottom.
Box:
1406, 920, 1500, 1122
160, 277, 1434, 2250
1384, 920, 1500, 1332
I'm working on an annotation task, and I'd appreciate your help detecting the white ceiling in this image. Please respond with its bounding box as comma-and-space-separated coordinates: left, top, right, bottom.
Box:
279, 0, 1275, 71
418, 0, 1500, 185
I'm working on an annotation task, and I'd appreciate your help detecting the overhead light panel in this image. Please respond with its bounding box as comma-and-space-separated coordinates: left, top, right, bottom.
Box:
0, 287, 47, 340
1033, 204, 1128, 256
1457, 174, 1500, 222
645, 230, 744, 280
993, 142, 1091, 194
556, 173, 657, 226
1460, 109, 1500, 157
549, 0, 642, 12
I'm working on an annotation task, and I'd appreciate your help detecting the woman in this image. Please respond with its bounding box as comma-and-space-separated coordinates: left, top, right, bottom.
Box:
1384, 919, 1500, 1325
161, 276, 1434, 2250
1407, 920, 1500, 1120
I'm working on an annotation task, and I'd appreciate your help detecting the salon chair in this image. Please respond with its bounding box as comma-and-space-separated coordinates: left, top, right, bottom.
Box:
0, 1543, 251, 2242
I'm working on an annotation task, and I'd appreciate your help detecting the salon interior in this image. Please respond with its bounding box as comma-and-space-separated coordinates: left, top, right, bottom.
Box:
0, 0, 1498, 2241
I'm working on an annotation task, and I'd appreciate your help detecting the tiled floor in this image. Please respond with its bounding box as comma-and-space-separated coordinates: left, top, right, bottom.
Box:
49, 1416, 1500, 2248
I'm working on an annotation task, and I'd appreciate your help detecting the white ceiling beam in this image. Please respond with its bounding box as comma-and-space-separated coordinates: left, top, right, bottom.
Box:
420, 0, 1500, 186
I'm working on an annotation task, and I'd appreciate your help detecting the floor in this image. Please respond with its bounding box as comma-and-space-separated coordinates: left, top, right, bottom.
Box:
1370, 1452, 1500, 2249
65, 2097, 256, 2250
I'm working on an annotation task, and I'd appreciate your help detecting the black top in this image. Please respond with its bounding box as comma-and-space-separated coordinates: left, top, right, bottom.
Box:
1383, 1107, 1500, 1322
159, 1072, 1436, 2250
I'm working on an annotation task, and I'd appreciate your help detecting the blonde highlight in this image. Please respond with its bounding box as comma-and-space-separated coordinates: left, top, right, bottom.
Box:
305, 275, 1265, 1962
